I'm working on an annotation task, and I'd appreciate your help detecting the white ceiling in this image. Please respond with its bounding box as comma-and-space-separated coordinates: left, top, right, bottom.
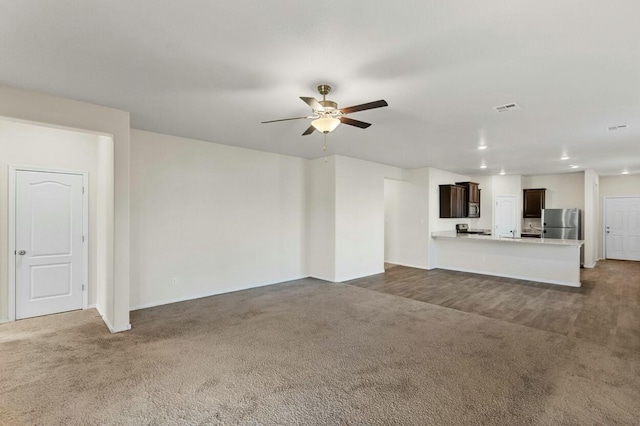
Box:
2, 1, 639, 176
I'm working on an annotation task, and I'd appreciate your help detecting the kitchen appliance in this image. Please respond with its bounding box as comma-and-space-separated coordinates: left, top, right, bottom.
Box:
467, 203, 480, 218
456, 223, 491, 235
542, 208, 581, 239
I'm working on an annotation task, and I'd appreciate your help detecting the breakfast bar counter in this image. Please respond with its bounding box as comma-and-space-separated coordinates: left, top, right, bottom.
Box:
431, 231, 584, 287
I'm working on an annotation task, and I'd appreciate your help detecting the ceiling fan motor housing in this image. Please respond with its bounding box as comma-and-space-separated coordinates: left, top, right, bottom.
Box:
319, 100, 338, 112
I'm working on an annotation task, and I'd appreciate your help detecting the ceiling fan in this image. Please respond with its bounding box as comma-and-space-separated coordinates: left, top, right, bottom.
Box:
261, 85, 388, 135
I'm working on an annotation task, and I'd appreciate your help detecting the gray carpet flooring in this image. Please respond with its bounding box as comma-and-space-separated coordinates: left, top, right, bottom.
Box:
1, 278, 639, 424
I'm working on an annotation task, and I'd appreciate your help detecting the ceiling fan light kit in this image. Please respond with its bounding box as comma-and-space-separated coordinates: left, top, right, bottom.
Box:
312, 117, 340, 133
262, 84, 388, 137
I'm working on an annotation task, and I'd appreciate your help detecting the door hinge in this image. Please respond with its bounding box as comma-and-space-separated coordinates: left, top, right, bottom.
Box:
82, 285, 85, 291
82, 235, 85, 242
82, 186, 85, 194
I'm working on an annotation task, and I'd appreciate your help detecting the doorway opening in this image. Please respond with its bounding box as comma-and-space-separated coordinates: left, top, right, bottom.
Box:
1, 118, 113, 322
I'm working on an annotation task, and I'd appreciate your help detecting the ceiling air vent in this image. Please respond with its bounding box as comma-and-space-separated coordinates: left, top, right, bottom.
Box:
493, 102, 521, 113
608, 124, 628, 131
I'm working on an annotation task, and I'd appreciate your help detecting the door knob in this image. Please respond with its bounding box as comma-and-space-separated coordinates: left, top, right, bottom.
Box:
17, 250, 26, 255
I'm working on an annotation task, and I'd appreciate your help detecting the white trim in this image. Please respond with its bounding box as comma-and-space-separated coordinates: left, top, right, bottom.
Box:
8, 165, 89, 321
436, 265, 581, 287
384, 262, 430, 271
602, 195, 640, 259
8, 168, 16, 321
0, 115, 113, 138
96, 304, 131, 333
129, 278, 303, 311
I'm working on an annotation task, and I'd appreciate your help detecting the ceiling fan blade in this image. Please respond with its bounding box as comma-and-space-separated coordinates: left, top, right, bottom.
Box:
340, 100, 388, 115
339, 116, 372, 129
300, 97, 325, 112
261, 116, 311, 124
302, 125, 316, 136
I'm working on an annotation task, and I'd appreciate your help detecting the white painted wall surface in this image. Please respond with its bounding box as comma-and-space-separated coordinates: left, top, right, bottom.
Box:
410, 167, 471, 269
383, 179, 429, 269
334, 156, 405, 282
306, 157, 336, 282
0, 120, 101, 320
129, 130, 307, 309
522, 172, 585, 211
96, 136, 114, 318
433, 237, 582, 287
598, 174, 640, 258
583, 170, 599, 267
0, 85, 129, 332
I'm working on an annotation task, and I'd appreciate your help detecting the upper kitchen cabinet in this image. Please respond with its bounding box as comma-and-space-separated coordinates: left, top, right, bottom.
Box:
456, 181, 480, 217
456, 182, 480, 203
440, 184, 466, 218
523, 188, 546, 218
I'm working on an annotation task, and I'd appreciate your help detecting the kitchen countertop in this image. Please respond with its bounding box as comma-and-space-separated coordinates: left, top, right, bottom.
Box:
431, 230, 584, 247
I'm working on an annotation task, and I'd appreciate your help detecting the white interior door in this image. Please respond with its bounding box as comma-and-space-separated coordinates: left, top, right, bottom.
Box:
605, 197, 640, 261
15, 170, 84, 319
495, 195, 518, 238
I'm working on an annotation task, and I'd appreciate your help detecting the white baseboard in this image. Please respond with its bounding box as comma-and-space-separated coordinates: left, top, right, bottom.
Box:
86, 303, 97, 309
336, 269, 385, 282
0, 318, 9, 324
95, 304, 131, 333
385, 261, 429, 270
436, 265, 581, 287
130, 276, 306, 312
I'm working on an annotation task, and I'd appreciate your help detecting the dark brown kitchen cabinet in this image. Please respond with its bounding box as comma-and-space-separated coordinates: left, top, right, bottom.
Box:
523, 188, 546, 218
456, 181, 480, 203
455, 181, 481, 217
440, 184, 466, 218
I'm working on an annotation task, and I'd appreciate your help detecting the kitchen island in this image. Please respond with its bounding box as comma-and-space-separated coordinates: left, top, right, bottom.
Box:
431, 231, 584, 287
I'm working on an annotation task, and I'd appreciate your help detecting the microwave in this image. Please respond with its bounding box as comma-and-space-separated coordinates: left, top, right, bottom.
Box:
468, 202, 480, 218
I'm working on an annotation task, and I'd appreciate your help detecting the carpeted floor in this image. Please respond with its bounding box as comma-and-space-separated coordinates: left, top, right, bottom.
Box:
1, 278, 639, 424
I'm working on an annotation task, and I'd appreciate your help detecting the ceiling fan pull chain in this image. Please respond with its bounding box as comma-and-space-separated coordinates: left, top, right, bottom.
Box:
323, 133, 327, 163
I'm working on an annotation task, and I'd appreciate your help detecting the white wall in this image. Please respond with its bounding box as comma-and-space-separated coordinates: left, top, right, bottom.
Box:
384, 179, 429, 269
522, 172, 585, 212
306, 157, 336, 282
0, 85, 129, 332
409, 167, 472, 269
333, 156, 405, 281
0, 120, 102, 319
306, 155, 405, 282
129, 129, 307, 309
599, 174, 640, 258
583, 170, 599, 267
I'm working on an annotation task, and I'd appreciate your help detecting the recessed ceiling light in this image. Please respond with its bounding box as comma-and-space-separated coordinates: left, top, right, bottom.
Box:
480, 164, 487, 169
622, 170, 629, 175
560, 156, 570, 160
499, 171, 505, 175
478, 145, 487, 150
570, 165, 579, 169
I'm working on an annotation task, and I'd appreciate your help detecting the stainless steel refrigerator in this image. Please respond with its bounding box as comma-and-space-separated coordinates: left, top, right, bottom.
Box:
542, 208, 581, 239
